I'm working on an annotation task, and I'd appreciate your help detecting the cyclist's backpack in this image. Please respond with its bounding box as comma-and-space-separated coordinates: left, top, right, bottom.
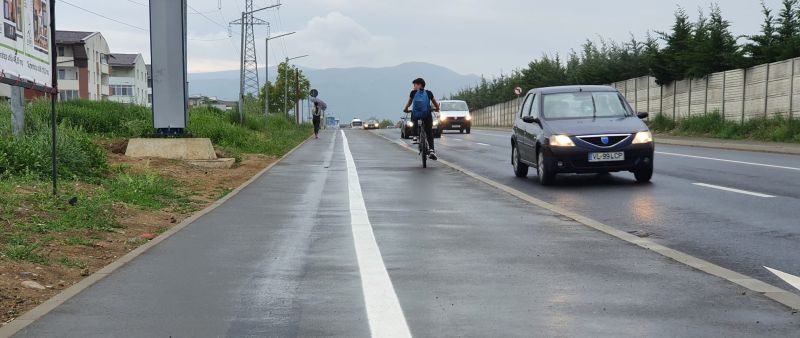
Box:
412, 90, 432, 119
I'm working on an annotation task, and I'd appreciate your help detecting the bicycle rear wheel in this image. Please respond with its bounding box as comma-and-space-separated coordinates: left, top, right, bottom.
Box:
419, 129, 428, 168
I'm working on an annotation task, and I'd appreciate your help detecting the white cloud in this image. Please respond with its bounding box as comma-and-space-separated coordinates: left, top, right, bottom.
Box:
279, 12, 397, 69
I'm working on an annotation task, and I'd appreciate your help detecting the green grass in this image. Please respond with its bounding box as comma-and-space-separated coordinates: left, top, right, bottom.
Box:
106, 173, 187, 210
0, 100, 312, 265
57, 256, 87, 269
648, 112, 800, 143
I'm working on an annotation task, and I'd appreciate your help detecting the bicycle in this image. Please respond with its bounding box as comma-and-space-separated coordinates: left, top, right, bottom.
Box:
417, 118, 429, 168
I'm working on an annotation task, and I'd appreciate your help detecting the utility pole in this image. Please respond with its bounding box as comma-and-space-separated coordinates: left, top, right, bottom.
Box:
264, 30, 295, 116
230, 1, 277, 122
295, 69, 300, 124
284, 54, 309, 117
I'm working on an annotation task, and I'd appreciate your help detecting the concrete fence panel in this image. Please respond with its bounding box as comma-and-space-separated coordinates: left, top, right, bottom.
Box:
689, 77, 708, 116
707, 73, 725, 115
767, 59, 792, 118
723, 69, 745, 121
745, 64, 768, 120
675, 79, 691, 118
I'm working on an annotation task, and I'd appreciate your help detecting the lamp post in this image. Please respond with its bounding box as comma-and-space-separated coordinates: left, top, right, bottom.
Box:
264, 30, 295, 116
284, 54, 309, 118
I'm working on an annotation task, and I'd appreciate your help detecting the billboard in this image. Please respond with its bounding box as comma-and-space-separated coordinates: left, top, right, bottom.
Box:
1, 0, 52, 89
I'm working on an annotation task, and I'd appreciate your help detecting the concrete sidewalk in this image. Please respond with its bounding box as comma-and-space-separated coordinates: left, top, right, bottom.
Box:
9, 129, 798, 337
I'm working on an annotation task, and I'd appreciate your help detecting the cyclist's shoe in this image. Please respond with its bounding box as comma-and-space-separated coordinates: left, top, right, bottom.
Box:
428, 150, 438, 160
412, 137, 419, 144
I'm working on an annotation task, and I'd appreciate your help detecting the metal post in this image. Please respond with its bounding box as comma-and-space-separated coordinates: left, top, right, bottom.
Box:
238, 11, 245, 122
673, 81, 677, 120
264, 36, 269, 116
722, 71, 727, 119
295, 69, 300, 124
742, 68, 747, 124
790, 59, 795, 120
11, 86, 24, 138
704, 76, 709, 115
284, 57, 289, 115
764, 63, 770, 117
49, 0, 58, 195
688, 79, 693, 117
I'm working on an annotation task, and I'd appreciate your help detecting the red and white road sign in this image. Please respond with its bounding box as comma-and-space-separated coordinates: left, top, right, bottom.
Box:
514, 86, 522, 96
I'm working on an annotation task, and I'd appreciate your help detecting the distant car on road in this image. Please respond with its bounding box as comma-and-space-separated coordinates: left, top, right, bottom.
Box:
351, 118, 364, 129
400, 111, 441, 139
364, 119, 381, 130
438, 100, 472, 134
511, 85, 654, 185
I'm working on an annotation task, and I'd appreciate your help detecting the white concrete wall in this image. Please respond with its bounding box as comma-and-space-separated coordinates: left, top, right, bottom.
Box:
473, 58, 800, 126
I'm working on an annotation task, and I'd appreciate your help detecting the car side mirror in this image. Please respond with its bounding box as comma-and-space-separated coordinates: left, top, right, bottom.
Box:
522, 116, 539, 124
637, 112, 649, 119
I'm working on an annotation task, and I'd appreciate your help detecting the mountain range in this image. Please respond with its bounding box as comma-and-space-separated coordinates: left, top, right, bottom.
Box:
187, 62, 480, 122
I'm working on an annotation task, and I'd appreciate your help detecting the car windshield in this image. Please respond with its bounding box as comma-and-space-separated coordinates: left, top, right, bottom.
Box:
542, 92, 631, 120
441, 102, 469, 111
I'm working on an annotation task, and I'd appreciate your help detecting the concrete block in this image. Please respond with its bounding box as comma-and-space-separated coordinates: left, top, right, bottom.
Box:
187, 158, 236, 169
125, 138, 217, 160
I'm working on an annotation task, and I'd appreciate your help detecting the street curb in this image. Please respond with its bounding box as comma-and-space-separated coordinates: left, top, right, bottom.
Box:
472, 128, 800, 155
370, 130, 800, 312
654, 137, 800, 155
0, 135, 315, 337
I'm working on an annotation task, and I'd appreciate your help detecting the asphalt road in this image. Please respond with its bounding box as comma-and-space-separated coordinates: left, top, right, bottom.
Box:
377, 127, 800, 296
14, 129, 799, 337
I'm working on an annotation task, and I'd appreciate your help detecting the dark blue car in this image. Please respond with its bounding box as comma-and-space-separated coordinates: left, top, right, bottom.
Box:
511, 85, 654, 185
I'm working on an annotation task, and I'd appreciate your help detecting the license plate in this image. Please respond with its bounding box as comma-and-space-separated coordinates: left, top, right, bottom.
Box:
588, 152, 625, 162
451, 124, 461, 128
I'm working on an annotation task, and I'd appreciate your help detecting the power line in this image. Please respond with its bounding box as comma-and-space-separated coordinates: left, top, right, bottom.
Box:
62, 0, 147, 31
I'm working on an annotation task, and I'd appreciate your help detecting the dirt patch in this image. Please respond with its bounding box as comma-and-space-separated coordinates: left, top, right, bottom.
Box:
1, 154, 274, 325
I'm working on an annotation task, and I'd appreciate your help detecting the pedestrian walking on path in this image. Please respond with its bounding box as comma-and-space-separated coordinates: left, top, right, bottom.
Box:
313, 101, 322, 139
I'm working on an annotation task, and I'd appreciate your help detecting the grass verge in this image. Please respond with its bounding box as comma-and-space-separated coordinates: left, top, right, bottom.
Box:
648, 112, 800, 143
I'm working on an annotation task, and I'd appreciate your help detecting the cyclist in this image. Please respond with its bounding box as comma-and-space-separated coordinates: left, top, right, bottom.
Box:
403, 78, 440, 160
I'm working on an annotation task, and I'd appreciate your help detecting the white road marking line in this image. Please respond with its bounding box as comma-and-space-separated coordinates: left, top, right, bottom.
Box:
476, 142, 491, 146
692, 183, 776, 198
657, 151, 800, 171
453, 138, 463, 141
471, 131, 510, 138
765, 266, 800, 291
341, 131, 412, 338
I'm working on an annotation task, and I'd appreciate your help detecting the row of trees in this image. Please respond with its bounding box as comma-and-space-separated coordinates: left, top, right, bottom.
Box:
239, 62, 311, 117
453, 1, 800, 109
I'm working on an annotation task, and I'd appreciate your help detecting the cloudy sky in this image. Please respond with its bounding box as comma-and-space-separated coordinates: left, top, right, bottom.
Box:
58, 0, 782, 75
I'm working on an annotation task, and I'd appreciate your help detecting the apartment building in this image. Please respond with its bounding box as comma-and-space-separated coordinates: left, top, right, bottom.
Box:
55, 30, 110, 101
146, 64, 152, 106
108, 53, 149, 106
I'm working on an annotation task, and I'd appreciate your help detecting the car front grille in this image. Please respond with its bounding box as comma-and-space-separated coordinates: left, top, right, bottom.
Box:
576, 134, 631, 147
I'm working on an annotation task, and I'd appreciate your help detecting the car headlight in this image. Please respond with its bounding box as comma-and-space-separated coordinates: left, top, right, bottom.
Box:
406, 121, 413, 127
465, 115, 472, 121
549, 135, 575, 147
632, 131, 653, 144
433, 119, 440, 126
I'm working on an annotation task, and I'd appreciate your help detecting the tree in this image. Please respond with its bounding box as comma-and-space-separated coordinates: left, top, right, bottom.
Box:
746, 2, 779, 65
687, 5, 742, 78
379, 119, 394, 129
776, 0, 800, 59
258, 62, 311, 116
652, 7, 694, 84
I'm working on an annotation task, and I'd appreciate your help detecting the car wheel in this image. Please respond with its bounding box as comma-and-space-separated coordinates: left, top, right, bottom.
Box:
512, 145, 529, 178
634, 164, 653, 183
466, 128, 471, 134
460, 129, 464, 134
435, 131, 442, 138
537, 150, 556, 186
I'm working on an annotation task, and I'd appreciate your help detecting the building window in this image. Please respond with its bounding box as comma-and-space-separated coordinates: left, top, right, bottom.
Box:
57, 69, 65, 80
100, 53, 108, 65
59, 90, 79, 101
110, 85, 134, 96
57, 46, 65, 56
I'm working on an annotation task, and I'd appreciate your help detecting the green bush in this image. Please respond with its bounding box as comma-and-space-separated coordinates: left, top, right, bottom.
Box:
0, 124, 108, 180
